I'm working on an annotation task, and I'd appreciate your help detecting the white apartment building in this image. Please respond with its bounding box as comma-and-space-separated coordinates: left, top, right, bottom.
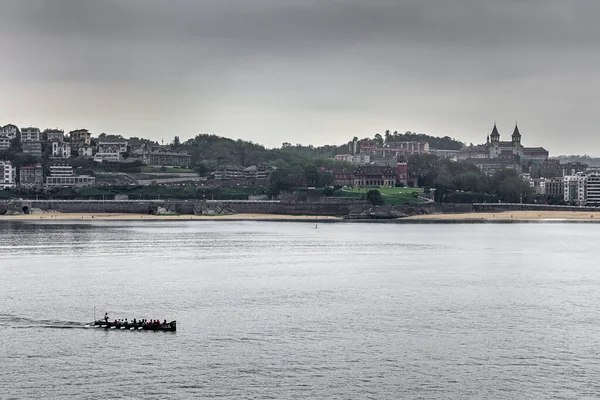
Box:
564, 174, 586, 205
586, 172, 600, 206
49, 164, 74, 177
0, 160, 16, 188
20, 127, 41, 142
51, 141, 71, 158
0, 124, 19, 140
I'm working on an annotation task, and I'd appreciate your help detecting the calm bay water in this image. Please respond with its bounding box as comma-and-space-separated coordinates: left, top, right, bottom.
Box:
1, 221, 600, 399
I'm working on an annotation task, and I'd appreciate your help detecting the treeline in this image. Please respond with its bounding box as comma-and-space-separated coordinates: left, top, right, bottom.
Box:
366, 130, 464, 150
556, 155, 600, 167
408, 154, 537, 203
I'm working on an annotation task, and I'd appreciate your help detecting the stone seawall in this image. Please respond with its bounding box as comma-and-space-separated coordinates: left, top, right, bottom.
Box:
0, 200, 368, 216
0, 199, 481, 218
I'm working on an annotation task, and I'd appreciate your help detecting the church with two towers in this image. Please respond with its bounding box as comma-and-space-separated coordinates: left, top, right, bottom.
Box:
458, 123, 548, 162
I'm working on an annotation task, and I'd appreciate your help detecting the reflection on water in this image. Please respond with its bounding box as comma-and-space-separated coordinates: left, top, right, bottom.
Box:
2, 221, 600, 398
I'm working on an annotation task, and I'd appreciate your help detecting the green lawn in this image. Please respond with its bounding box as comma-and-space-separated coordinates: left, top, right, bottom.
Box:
339, 186, 426, 205
140, 166, 195, 173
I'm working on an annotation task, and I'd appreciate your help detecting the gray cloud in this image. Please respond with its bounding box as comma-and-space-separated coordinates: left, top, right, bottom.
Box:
1, 0, 599, 153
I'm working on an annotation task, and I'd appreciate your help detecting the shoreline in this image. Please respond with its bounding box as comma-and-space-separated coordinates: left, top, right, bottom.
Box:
2, 210, 600, 223
0, 213, 344, 221
404, 210, 600, 222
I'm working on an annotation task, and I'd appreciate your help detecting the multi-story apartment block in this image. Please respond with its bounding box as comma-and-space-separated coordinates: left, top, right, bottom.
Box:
49, 163, 74, 177
544, 177, 564, 197
213, 165, 244, 180
69, 129, 92, 154
19, 163, 44, 189
0, 160, 16, 188
0, 124, 19, 140
142, 150, 191, 168
44, 129, 65, 142
20, 127, 41, 142
242, 165, 272, 182
0, 135, 10, 151
586, 173, 600, 206
20, 127, 42, 156
22, 141, 42, 157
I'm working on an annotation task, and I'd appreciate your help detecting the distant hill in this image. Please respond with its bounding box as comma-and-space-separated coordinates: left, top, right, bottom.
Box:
376, 130, 464, 150
555, 155, 600, 167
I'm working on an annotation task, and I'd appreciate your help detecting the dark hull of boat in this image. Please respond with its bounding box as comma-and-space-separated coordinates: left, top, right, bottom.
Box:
93, 320, 176, 331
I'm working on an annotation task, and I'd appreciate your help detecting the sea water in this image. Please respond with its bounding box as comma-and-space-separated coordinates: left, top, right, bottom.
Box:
1, 221, 600, 399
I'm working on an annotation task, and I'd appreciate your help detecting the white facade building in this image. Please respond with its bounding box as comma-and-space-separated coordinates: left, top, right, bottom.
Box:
586, 172, 600, 206
49, 164, 74, 177
564, 173, 589, 206
51, 141, 71, 158
95, 140, 128, 162
79, 145, 94, 158
0, 160, 16, 188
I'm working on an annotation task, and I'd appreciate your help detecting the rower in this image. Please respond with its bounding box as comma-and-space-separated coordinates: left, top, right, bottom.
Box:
104, 312, 109, 323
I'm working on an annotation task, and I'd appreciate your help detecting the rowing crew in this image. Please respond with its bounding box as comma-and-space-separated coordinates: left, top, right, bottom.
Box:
104, 313, 169, 326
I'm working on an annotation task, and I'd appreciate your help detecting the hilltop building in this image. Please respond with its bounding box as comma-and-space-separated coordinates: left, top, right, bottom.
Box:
69, 129, 92, 154
142, 149, 191, 168
95, 139, 128, 162
52, 141, 71, 158
20, 127, 42, 156
341, 137, 429, 165
457, 124, 548, 174
0, 160, 16, 188
0, 124, 19, 140
43, 129, 64, 142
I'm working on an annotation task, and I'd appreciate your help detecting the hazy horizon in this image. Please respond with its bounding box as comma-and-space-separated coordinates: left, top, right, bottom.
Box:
1, 1, 599, 155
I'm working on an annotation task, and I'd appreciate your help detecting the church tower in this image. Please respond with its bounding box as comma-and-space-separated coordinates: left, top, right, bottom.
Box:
490, 123, 500, 143
511, 124, 521, 144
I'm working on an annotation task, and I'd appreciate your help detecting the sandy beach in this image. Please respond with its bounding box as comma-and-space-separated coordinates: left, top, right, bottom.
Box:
406, 210, 600, 221
0, 213, 342, 221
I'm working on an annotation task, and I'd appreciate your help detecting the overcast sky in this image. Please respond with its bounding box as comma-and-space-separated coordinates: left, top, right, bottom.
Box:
1, 0, 599, 155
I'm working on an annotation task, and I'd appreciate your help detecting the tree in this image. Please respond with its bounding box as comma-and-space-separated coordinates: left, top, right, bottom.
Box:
304, 165, 319, 187
374, 133, 383, 146
366, 189, 384, 206
269, 168, 292, 194
318, 171, 334, 187
172, 136, 181, 147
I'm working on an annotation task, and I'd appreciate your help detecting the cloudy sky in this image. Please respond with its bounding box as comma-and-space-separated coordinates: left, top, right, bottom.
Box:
1, 0, 599, 155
